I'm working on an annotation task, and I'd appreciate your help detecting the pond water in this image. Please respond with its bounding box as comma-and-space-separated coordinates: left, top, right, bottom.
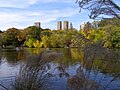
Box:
0, 47, 120, 90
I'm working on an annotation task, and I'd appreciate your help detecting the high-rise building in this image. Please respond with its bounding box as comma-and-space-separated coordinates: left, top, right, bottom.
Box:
80, 22, 85, 30
63, 21, 69, 30
57, 21, 62, 30
70, 22, 73, 29
34, 22, 41, 28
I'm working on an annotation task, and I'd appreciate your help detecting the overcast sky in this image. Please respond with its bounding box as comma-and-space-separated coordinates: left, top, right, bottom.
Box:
1, 0, 119, 31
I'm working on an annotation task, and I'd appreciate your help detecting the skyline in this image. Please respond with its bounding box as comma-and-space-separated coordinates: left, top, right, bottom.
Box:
0, 0, 119, 31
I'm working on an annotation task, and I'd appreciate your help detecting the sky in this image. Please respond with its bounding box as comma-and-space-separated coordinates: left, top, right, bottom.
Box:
2, 0, 120, 31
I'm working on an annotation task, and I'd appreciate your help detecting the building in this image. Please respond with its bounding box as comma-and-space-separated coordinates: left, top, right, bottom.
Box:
70, 22, 73, 29
34, 22, 41, 28
80, 22, 86, 30
63, 21, 69, 30
57, 21, 62, 30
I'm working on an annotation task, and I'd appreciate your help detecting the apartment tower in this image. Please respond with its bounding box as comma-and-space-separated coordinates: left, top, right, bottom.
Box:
70, 22, 73, 29
34, 22, 41, 28
57, 21, 62, 30
63, 21, 69, 30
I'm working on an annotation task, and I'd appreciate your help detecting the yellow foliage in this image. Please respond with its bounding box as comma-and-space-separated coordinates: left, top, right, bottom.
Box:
33, 40, 42, 48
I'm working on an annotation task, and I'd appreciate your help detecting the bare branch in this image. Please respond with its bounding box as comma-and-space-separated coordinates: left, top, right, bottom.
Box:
76, 0, 120, 19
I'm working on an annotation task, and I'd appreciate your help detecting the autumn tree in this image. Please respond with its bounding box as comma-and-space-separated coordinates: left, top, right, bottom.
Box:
17, 30, 27, 45
3, 28, 20, 46
83, 22, 92, 36
26, 26, 42, 40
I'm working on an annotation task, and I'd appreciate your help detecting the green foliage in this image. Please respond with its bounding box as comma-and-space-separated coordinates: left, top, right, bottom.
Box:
41, 35, 51, 48
41, 29, 52, 37
17, 30, 27, 43
3, 28, 20, 46
50, 33, 60, 48
104, 27, 120, 48
23, 26, 43, 48
26, 26, 42, 40
98, 18, 120, 48
83, 22, 92, 31
98, 18, 120, 27
0, 18, 119, 49
88, 29, 105, 44
48, 30, 78, 48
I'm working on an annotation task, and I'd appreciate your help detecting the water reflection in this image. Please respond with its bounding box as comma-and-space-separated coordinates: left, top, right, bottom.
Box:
67, 66, 98, 90
12, 51, 53, 90
0, 47, 120, 90
0, 49, 26, 66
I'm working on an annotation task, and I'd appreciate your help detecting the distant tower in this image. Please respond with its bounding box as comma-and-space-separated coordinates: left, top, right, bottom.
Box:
70, 22, 73, 29
63, 21, 69, 30
80, 22, 85, 30
57, 21, 62, 30
34, 22, 41, 28
80, 25, 82, 30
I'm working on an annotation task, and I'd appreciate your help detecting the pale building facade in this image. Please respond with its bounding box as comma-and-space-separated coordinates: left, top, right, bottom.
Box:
34, 22, 41, 28
63, 21, 69, 30
57, 21, 62, 30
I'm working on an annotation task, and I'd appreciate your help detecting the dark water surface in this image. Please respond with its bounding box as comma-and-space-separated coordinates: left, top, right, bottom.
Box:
0, 47, 120, 90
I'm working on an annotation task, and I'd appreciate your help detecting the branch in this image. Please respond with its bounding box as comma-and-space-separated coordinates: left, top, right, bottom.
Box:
76, 0, 120, 19
0, 84, 9, 90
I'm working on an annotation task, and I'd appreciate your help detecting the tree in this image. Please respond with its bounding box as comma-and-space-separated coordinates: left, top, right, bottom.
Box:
50, 33, 60, 48
88, 29, 105, 44
41, 35, 51, 48
3, 28, 20, 46
98, 18, 120, 48
84, 22, 92, 31
104, 27, 120, 48
41, 30, 52, 37
25, 38, 34, 48
98, 18, 120, 27
92, 21, 99, 28
17, 30, 27, 45
26, 26, 42, 40
83, 22, 92, 36
33, 40, 42, 48
76, 0, 120, 19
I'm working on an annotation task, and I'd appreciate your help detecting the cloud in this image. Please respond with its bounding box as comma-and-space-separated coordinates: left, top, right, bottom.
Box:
0, 0, 75, 8
0, 7, 78, 30
0, 0, 78, 30
0, 0, 38, 8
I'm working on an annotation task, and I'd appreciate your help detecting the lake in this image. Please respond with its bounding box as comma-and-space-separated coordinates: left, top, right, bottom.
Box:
0, 47, 120, 90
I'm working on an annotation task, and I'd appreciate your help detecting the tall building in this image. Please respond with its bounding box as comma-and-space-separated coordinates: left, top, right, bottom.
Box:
70, 22, 73, 29
57, 21, 62, 30
34, 22, 41, 28
63, 21, 69, 30
80, 22, 85, 30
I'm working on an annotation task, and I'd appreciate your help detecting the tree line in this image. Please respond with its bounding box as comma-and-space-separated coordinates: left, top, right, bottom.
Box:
0, 17, 120, 48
